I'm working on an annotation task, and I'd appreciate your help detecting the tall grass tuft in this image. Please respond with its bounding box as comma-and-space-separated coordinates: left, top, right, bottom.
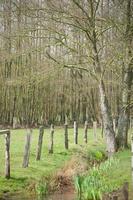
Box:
74, 175, 84, 199
36, 181, 48, 200
74, 158, 119, 200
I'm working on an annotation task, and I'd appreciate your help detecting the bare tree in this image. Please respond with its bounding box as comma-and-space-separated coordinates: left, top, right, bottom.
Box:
45, 0, 116, 154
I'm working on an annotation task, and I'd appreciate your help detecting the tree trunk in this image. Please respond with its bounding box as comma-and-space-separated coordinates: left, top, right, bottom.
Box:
117, 0, 133, 149
117, 109, 130, 148
99, 80, 116, 155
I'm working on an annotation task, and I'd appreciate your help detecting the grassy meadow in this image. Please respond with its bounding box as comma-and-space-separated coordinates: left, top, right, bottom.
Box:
0, 127, 132, 195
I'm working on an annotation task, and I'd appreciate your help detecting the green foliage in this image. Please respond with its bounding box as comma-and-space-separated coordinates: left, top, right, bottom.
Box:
89, 150, 104, 162
0, 128, 131, 198
74, 175, 84, 199
94, 151, 103, 161
74, 158, 119, 200
36, 181, 48, 199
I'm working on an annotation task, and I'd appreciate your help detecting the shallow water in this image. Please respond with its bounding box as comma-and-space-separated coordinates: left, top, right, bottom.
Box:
2, 191, 76, 200
2, 190, 133, 200
44, 192, 75, 200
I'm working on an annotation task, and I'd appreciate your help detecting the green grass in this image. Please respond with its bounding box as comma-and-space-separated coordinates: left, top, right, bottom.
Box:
106, 129, 132, 193
74, 152, 131, 199
0, 128, 132, 197
0, 128, 104, 194
106, 149, 131, 190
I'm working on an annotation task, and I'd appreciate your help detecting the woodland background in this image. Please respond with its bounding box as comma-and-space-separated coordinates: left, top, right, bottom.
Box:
0, 0, 132, 128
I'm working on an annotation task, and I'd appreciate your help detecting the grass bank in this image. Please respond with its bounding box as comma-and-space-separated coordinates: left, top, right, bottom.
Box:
74, 149, 131, 200
0, 128, 132, 198
0, 128, 103, 194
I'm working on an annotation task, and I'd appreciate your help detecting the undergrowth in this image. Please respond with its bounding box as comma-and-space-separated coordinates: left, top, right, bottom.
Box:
74, 157, 119, 200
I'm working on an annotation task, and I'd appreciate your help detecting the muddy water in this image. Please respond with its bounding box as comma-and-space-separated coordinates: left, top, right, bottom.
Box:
44, 192, 76, 200
2, 191, 76, 200
2, 193, 133, 200
2, 189, 133, 200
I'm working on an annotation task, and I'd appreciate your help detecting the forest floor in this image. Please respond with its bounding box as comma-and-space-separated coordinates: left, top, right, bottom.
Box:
0, 128, 132, 199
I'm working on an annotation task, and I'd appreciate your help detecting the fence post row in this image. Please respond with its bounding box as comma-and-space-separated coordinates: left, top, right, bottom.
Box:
36, 126, 44, 161
74, 121, 78, 144
93, 121, 97, 142
5, 131, 10, 179
84, 121, 88, 143
49, 124, 54, 154
13, 117, 17, 129
64, 122, 69, 149
0, 130, 11, 179
22, 129, 32, 168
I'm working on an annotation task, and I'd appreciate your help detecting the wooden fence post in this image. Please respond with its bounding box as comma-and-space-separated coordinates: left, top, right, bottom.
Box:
36, 126, 44, 161
13, 117, 17, 129
22, 129, 32, 168
74, 121, 78, 144
64, 122, 68, 149
93, 121, 97, 142
49, 124, 54, 154
84, 121, 88, 143
5, 131, 10, 179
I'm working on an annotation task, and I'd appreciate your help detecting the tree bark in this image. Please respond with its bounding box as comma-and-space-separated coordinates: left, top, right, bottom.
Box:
99, 80, 116, 155
117, 0, 133, 149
